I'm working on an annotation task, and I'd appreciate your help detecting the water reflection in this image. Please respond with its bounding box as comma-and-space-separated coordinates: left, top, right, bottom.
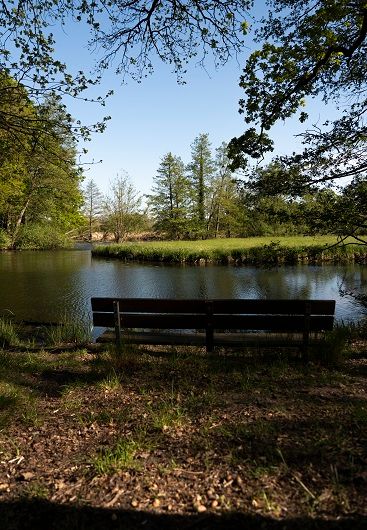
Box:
0, 250, 366, 323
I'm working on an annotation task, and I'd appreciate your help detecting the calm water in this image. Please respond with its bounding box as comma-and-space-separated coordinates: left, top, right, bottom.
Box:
0, 248, 366, 324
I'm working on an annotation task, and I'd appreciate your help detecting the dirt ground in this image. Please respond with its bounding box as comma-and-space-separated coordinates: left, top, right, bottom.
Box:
0, 347, 366, 529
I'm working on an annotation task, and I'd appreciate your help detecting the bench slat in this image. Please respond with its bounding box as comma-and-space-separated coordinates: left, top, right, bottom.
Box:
212, 299, 335, 315
93, 312, 333, 332
91, 298, 207, 313
96, 330, 322, 347
93, 313, 208, 329
211, 314, 334, 331
91, 297, 335, 315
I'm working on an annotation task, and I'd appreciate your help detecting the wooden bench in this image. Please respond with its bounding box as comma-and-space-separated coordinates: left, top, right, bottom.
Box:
91, 298, 335, 355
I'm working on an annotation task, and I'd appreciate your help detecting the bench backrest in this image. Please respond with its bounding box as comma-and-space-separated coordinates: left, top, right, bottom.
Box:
91, 298, 335, 332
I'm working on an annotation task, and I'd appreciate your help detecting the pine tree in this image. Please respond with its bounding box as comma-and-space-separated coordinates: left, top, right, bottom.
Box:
148, 153, 191, 239
187, 133, 215, 238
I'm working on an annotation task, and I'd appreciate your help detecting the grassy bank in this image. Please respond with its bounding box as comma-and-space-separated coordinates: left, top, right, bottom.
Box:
0, 316, 92, 350
92, 236, 367, 265
0, 344, 366, 529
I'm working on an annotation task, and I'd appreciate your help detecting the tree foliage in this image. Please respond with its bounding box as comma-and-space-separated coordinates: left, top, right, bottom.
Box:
188, 133, 216, 235
0, 75, 83, 247
229, 0, 367, 192
147, 134, 329, 239
206, 142, 242, 237
103, 173, 143, 242
0, 0, 251, 143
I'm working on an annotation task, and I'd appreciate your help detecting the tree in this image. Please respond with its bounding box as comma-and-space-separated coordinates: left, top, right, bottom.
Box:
82, 180, 105, 241
0, 83, 83, 247
235, 162, 312, 236
205, 142, 241, 237
228, 1, 367, 194
300, 182, 367, 244
298, 189, 342, 236
245, 159, 316, 198
104, 173, 142, 242
147, 152, 191, 238
187, 133, 216, 237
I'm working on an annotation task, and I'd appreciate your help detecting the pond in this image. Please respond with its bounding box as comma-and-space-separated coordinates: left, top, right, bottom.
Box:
0, 247, 366, 325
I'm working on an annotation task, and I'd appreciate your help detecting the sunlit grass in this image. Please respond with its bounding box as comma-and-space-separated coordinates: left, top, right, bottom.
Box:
92, 236, 367, 264
97, 235, 340, 250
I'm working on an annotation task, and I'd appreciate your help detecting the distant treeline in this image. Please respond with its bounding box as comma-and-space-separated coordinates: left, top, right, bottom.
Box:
81, 133, 364, 245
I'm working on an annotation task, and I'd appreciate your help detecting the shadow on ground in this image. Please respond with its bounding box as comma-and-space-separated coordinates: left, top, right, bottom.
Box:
0, 500, 366, 530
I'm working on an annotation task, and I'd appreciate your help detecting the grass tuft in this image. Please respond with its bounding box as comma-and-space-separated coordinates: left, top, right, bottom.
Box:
0, 318, 19, 348
44, 315, 92, 346
92, 439, 140, 475
98, 369, 122, 391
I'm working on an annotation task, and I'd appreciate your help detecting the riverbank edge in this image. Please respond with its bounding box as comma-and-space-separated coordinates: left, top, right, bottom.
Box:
91, 241, 367, 265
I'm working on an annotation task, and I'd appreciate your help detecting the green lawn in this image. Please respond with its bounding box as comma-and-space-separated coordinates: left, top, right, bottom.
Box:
102, 235, 339, 250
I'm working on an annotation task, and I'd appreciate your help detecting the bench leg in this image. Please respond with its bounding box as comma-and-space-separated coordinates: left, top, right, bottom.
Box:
302, 303, 311, 362
206, 301, 214, 353
113, 300, 122, 354
301, 329, 310, 361
206, 326, 214, 353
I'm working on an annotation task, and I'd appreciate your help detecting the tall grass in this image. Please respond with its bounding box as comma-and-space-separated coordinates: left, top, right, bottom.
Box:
43, 314, 92, 346
92, 236, 367, 265
311, 325, 352, 367
0, 318, 19, 348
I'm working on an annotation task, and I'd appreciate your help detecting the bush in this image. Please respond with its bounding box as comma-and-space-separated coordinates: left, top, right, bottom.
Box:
0, 229, 10, 249
13, 224, 70, 250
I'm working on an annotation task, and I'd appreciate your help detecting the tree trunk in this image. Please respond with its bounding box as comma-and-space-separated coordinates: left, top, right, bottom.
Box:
11, 197, 31, 248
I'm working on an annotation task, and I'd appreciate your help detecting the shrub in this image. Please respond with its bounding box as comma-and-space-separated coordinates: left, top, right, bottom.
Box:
0, 229, 10, 249
13, 224, 70, 250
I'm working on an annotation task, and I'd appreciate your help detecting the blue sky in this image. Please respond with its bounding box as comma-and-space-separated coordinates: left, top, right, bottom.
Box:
56, 11, 331, 199
68, 60, 249, 196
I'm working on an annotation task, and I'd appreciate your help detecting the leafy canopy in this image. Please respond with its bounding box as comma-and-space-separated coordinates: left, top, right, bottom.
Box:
0, 2, 250, 109
0, 1, 252, 150
229, 0, 367, 191
0, 74, 83, 246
